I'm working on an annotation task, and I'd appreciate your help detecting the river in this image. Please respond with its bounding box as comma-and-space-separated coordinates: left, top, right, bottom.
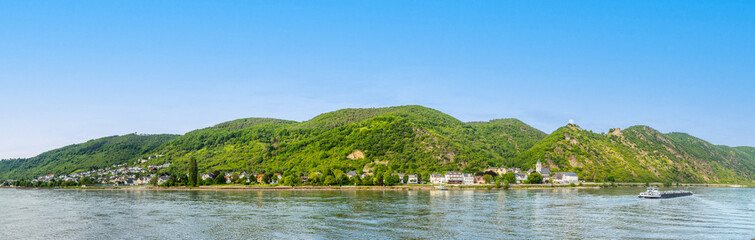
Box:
0, 187, 753, 239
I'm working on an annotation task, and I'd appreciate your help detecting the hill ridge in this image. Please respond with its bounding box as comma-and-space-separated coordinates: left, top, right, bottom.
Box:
1, 105, 753, 184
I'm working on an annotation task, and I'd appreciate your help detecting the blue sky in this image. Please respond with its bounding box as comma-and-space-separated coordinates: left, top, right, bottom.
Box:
1, 1, 753, 159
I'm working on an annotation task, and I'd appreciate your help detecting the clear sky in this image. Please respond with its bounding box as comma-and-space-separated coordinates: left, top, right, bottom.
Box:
1, 1, 753, 159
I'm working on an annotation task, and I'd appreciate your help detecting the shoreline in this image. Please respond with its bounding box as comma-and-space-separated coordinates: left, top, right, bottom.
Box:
3, 182, 750, 191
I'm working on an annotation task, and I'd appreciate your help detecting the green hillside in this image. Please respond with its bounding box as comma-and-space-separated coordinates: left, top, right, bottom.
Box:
151, 106, 546, 178
1, 105, 753, 184
0, 134, 179, 180
514, 124, 755, 183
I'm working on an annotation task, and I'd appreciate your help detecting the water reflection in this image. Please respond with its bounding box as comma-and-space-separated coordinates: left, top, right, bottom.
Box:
0, 187, 753, 239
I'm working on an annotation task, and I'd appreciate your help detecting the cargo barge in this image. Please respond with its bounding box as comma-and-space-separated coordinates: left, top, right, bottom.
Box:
638, 187, 693, 199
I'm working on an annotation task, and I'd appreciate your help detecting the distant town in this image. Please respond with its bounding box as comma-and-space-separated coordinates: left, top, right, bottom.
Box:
2, 154, 582, 188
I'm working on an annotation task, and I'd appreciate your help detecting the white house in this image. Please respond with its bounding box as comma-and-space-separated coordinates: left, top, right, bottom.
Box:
515, 173, 527, 183
429, 173, 446, 184
552, 172, 579, 184
136, 176, 151, 185
445, 171, 463, 184
462, 173, 475, 185
157, 175, 170, 185
395, 173, 406, 183
407, 174, 418, 184
201, 173, 212, 180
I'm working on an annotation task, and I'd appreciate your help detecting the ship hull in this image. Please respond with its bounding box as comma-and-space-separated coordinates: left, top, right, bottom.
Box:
638, 192, 693, 199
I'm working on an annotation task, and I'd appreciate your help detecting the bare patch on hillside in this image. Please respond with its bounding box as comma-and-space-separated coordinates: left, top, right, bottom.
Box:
347, 150, 365, 160
568, 155, 582, 167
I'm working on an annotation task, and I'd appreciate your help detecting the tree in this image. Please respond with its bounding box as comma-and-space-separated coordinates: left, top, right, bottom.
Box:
495, 179, 502, 188
80, 176, 94, 185
353, 175, 362, 185
527, 172, 543, 184
484, 174, 493, 184
503, 172, 516, 184
323, 175, 336, 185
230, 172, 240, 183
284, 176, 296, 186
332, 169, 344, 178
264, 173, 275, 184
383, 173, 396, 186
336, 174, 348, 186
402, 174, 408, 184
150, 176, 158, 186
309, 172, 322, 185
376, 174, 384, 186
214, 173, 226, 185
188, 157, 199, 187
164, 174, 177, 187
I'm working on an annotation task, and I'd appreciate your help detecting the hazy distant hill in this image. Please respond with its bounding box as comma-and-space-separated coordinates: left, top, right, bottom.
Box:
1, 106, 753, 184
0, 134, 179, 180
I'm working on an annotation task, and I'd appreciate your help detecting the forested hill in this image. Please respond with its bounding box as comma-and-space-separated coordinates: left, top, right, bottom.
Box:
0, 134, 179, 180
514, 124, 755, 184
153, 105, 547, 177
1, 105, 753, 184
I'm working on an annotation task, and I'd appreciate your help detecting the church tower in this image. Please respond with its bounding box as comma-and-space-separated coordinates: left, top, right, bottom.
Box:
536, 159, 542, 173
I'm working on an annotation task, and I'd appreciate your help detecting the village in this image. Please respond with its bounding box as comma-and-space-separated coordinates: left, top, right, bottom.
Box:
3, 156, 580, 188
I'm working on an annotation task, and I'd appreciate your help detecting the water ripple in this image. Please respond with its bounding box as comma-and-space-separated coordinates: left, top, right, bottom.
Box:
1, 187, 754, 239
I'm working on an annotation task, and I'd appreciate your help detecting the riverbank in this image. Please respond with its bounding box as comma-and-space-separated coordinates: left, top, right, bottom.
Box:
4, 182, 749, 191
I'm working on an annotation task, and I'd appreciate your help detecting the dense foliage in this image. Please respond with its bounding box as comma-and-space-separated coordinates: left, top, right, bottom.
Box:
2, 105, 753, 184
0, 134, 178, 180
514, 124, 755, 183
151, 106, 547, 181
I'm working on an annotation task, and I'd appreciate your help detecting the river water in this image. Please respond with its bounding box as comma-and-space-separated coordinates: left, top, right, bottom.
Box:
0, 187, 753, 239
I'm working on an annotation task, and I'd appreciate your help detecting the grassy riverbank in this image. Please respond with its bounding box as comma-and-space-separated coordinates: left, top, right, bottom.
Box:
4, 181, 751, 191
3, 181, 738, 191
